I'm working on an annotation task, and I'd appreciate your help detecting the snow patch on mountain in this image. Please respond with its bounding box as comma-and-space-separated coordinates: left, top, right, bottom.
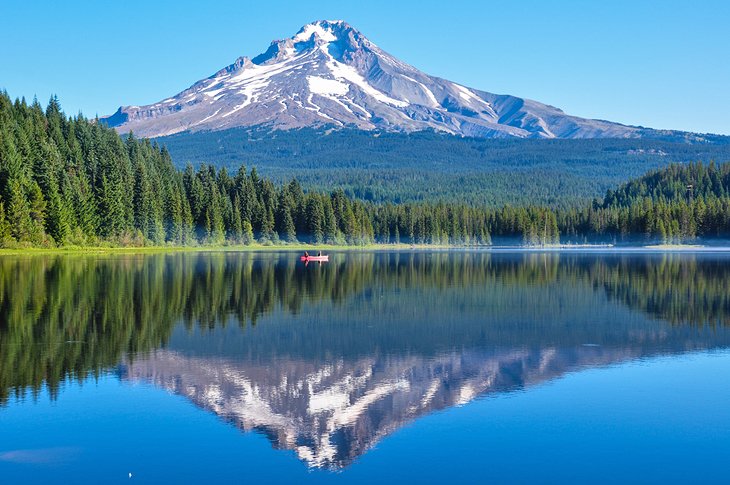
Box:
294, 21, 340, 43
325, 55, 409, 108
307, 76, 349, 96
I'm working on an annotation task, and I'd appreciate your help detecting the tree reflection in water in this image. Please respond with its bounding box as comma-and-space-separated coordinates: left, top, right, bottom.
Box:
2, 251, 730, 468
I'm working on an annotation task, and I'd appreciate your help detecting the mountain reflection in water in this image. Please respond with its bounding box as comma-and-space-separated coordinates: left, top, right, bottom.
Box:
2, 251, 730, 469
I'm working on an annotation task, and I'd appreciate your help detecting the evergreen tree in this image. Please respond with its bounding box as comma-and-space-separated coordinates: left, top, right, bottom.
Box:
231, 196, 244, 243
6, 178, 32, 242
0, 201, 9, 242
275, 192, 296, 243
242, 220, 254, 245
305, 197, 324, 244
322, 197, 338, 243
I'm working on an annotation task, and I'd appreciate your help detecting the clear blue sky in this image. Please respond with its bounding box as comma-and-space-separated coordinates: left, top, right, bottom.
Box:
2, 0, 728, 134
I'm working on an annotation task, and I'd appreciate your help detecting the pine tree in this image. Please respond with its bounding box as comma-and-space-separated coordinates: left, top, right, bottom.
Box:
231, 196, 244, 243
45, 185, 71, 245
6, 177, 32, 242
28, 181, 47, 227
322, 197, 338, 243
181, 195, 195, 244
209, 187, 225, 244
657, 219, 667, 243
133, 158, 151, 237
262, 205, 276, 242
242, 220, 254, 245
275, 192, 296, 243
305, 197, 324, 243
99, 173, 125, 237
342, 204, 357, 243
167, 187, 184, 244
0, 201, 10, 244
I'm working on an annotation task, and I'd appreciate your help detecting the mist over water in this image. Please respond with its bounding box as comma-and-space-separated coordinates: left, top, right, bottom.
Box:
2, 251, 730, 481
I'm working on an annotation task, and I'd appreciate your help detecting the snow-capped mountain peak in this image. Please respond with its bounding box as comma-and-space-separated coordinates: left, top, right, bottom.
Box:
101, 20, 647, 139
293, 20, 346, 43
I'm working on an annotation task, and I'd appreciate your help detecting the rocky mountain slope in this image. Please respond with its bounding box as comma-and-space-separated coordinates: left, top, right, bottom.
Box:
102, 20, 681, 140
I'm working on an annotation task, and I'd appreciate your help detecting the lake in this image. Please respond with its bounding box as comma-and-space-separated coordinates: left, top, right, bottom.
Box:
1, 251, 729, 483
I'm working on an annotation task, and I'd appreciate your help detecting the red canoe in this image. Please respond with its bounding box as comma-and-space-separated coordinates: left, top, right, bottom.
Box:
300, 255, 329, 262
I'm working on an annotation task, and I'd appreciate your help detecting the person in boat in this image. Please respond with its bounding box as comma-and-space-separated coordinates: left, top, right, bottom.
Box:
304, 251, 309, 258
317, 251, 322, 257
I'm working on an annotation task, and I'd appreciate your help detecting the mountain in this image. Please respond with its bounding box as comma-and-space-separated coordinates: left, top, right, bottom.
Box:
101, 20, 701, 140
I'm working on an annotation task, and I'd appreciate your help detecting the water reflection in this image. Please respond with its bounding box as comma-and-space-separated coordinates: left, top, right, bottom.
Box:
2, 251, 730, 468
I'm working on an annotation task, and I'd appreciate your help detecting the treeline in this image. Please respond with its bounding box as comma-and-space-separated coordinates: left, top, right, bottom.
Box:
0, 92, 376, 246
0, 93, 559, 247
0, 92, 188, 246
1, 93, 729, 247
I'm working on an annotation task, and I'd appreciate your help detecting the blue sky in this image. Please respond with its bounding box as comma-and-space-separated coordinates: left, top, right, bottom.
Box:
2, 0, 728, 134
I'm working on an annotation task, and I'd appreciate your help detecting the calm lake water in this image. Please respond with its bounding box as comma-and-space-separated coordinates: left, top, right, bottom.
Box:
1, 251, 729, 483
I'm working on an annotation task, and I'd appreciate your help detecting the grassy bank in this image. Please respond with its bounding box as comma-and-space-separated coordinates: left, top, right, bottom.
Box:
0, 243, 456, 256
3, 242, 728, 256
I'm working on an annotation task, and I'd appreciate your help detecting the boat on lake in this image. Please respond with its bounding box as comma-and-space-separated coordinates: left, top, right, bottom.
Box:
301, 252, 329, 262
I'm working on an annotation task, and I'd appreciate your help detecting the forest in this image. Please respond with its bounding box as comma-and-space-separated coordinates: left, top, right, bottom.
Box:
558, 162, 730, 243
159, 125, 730, 207
1, 92, 729, 248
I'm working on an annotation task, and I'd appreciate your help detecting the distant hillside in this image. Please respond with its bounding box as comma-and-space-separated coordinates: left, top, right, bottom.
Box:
559, 161, 730, 243
603, 162, 730, 207
159, 127, 730, 207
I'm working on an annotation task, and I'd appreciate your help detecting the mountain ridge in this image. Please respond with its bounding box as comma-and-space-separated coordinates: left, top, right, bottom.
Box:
101, 20, 712, 141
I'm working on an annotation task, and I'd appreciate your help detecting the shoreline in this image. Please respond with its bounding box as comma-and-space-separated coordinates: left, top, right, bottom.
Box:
0, 243, 450, 256
2, 242, 730, 256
